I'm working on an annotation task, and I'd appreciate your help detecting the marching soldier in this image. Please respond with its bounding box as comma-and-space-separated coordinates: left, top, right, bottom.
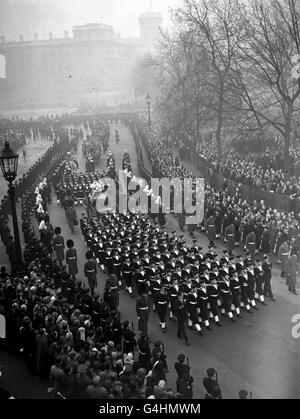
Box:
155, 286, 168, 333
207, 279, 221, 326
219, 275, 235, 322
254, 259, 266, 305
121, 256, 134, 296
263, 255, 275, 301
168, 278, 180, 321
150, 274, 161, 311
122, 320, 136, 355
245, 231, 256, 260
197, 282, 212, 331
136, 265, 148, 295
104, 245, 113, 274
230, 271, 242, 317
225, 223, 235, 256
239, 268, 252, 313
247, 263, 258, 310
278, 240, 290, 278
95, 236, 105, 271
187, 286, 203, 336
136, 289, 150, 337
206, 215, 216, 247
112, 250, 122, 283
84, 250, 98, 296
173, 292, 190, 346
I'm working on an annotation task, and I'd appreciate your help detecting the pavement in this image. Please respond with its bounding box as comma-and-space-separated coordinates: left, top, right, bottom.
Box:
1, 122, 300, 399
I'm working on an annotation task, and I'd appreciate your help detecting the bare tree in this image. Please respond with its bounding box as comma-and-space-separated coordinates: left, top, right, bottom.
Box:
233, 0, 300, 173
176, 0, 243, 157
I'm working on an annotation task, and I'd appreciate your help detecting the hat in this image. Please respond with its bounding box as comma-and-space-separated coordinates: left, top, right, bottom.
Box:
239, 389, 249, 399
177, 354, 185, 363
207, 368, 216, 377
123, 364, 133, 373
152, 347, 161, 357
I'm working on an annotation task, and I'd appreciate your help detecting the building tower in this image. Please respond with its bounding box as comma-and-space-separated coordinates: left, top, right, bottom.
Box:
139, 11, 163, 45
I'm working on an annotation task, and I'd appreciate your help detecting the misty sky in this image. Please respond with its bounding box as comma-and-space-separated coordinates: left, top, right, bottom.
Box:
0, 0, 182, 42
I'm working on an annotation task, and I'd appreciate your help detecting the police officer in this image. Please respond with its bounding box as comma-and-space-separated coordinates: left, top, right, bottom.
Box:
173, 292, 190, 346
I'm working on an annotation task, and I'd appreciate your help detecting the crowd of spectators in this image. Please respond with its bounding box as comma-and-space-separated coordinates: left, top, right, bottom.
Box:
135, 121, 300, 257
0, 117, 190, 400
171, 130, 300, 198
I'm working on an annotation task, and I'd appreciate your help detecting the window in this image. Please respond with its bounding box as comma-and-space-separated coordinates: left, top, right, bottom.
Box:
0, 54, 6, 78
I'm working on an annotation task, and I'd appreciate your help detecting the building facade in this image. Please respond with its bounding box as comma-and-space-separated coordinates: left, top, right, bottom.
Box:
0, 11, 163, 109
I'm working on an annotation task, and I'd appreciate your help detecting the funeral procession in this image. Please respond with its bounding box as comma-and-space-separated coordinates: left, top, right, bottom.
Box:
0, 0, 300, 403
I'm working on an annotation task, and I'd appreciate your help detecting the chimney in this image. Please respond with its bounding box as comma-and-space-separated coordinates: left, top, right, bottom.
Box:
64, 31, 69, 39
0, 36, 5, 44
19, 35, 23, 42
49, 32, 53, 40
34, 33, 38, 41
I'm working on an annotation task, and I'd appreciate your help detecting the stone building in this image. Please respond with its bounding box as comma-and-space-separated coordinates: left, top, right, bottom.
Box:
0, 11, 163, 109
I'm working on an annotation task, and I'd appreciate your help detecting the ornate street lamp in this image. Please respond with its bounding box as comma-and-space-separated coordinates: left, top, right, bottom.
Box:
0, 141, 24, 272
146, 93, 151, 131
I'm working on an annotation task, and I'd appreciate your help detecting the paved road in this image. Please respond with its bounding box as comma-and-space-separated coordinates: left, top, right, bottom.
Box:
1, 122, 300, 399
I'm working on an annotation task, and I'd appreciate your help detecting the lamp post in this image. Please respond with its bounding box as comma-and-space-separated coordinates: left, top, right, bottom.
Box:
0, 141, 24, 272
146, 93, 151, 131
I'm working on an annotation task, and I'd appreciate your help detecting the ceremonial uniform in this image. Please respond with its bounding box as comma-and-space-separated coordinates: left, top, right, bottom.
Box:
173, 296, 189, 345
225, 224, 235, 255
245, 232, 256, 260
104, 275, 120, 310
137, 336, 152, 372
254, 263, 265, 304
121, 259, 133, 295
206, 216, 216, 246
219, 278, 235, 320
84, 259, 97, 296
238, 271, 251, 312
247, 267, 257, 309
278, 242, 290, 278
197, 284, 211, 329
263, 258, 274, 300
52, 235, 65, 264
187, 289, 202, 334
66, 247, 78, 276
155, 289, 168, 332
136, 294, 150, 336
207, 282, 221, 325
230, 274, 241, 316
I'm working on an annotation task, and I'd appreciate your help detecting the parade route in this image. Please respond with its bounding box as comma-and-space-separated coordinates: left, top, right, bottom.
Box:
37, 122, 300, 398
1, 121, 300, 399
